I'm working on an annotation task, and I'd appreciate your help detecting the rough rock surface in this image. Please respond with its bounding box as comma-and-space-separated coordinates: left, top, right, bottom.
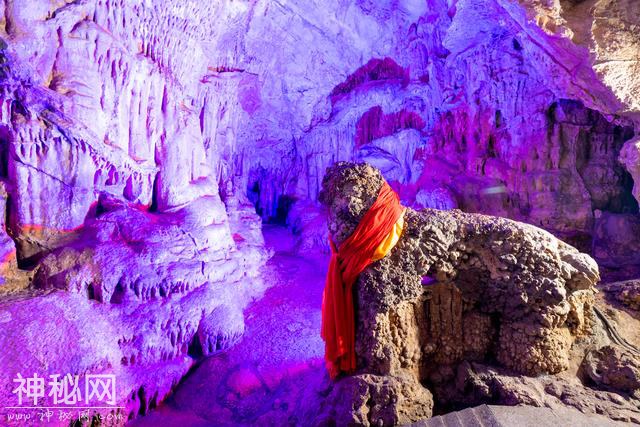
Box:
317, 162, 639, 425
437, 361, 640, 424
0, 0, 271, 423
418, 404, 628, 427
0, 193, 269, 424
600, 280, 640, 312
620, 138, 640, 205
517, 0, 640, 113
316, 374, 433, 426
0, 181, 20, 291
582, 345, 640, 393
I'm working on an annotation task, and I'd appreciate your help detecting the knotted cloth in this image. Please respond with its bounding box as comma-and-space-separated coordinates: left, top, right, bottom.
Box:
321, 182, 405, 378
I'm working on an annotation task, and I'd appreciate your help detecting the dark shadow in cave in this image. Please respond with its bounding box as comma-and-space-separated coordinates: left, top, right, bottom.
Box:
274, 195, 296, 225
247, 178, 297, 225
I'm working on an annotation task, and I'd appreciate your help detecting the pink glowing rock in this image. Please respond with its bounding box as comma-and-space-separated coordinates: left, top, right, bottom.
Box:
355, 106, 425, 148
329, 58, 410, 105
226, 367, 264, 398
0, 182, 17, 287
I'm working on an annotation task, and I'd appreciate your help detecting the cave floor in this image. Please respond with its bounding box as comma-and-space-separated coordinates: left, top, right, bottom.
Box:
126, 225, 640, 427
129, 225, 328, 427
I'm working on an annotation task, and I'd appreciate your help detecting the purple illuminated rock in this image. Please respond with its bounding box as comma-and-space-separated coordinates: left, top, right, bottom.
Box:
517, 0, 640, 113
0, 2, 270, 423
600, 279, 640, 312
620, 138, 640, 205
594, 212, 640, 271
0, 193, 269, 424
582, 345, 640, 393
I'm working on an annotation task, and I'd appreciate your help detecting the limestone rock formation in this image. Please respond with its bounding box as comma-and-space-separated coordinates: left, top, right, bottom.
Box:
600, 280, 640, 312
441, 360, 640, 424
317, 162, 639, 425
0, 192, 269, 422
316, 374, 433, 426
0, 0, 271, 423
582, 345, 640, 394
517, 0, 640, 113
0, 181, 19, 291
193, 0, 639, 279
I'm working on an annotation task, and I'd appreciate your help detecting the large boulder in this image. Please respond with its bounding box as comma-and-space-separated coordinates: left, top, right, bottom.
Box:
316, 162, 607, 424
582, 345, 640, 393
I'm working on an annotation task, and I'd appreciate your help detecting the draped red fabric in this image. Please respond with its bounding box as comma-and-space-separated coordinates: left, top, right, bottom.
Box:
321, 182, 404, 379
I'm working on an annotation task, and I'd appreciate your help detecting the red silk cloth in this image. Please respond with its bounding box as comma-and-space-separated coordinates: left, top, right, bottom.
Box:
321, 182, 404, 379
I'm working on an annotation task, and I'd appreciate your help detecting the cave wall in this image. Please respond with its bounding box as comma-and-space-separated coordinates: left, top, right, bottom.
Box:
216, 0, 639, 272
0, 0, 637, 267
0, 0, 271, 420
0, 0, 250, 262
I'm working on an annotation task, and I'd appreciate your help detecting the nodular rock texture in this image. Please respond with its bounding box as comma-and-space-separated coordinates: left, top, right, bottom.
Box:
317, 162, 640, 425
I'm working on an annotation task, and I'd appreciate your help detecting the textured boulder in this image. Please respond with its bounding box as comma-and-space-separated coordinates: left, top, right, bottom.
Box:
441, 361, 640, 424
316, 374, 433, 427
600, 280, 640, 312
582, 345, 640, 393
317, 162, 604, 423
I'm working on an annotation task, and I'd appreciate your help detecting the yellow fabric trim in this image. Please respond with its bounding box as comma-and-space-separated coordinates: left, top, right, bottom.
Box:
371, 209, 405, 262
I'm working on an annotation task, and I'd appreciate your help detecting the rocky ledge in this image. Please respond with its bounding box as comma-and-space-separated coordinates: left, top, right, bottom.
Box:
0, 192, 270, 425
